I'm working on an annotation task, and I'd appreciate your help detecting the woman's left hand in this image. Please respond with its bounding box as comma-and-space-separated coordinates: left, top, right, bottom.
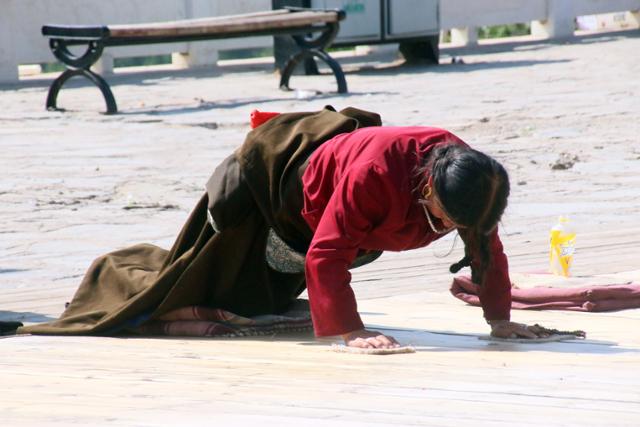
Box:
488, 320, 550, 339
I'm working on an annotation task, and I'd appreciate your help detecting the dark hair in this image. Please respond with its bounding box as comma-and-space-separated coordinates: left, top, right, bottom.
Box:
417, 143, 510, 286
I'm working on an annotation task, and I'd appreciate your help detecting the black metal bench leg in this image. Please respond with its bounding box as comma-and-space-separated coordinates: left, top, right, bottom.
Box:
46, 68, 118, 114
279, 49, 348, 94
45, 38, 117, 114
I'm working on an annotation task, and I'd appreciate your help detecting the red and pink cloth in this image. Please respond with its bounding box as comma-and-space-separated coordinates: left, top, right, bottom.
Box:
135, 300, 312, 337
250, 109, 280, 128
451, 275, 640, 312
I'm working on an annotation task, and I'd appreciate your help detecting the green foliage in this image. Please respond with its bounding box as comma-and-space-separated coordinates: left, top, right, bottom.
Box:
478, 23, 530, 39
218, 47, 273, 60
114, 55, 172, 67
441, 23, 532, 43
40, 62, 65, 73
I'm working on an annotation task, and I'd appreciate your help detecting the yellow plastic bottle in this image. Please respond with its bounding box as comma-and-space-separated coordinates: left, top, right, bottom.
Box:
549, 216, 576, 277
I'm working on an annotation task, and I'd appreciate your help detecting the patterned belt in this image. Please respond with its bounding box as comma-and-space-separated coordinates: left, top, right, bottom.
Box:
265, 228, 382, 273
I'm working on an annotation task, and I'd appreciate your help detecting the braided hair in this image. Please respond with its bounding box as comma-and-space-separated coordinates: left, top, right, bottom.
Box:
417, 143, 510, 286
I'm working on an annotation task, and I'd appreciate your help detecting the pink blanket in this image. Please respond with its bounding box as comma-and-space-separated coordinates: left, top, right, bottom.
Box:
450, 275, 640, 312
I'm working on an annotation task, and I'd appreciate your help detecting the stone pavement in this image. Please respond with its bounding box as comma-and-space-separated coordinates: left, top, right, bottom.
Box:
1, 31, 639, 426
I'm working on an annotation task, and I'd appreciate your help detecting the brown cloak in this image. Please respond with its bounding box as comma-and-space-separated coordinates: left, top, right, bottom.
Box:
19, 106, 381, 335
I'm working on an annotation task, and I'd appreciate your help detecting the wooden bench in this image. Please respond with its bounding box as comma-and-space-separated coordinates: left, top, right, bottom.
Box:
41, 8, 347, 114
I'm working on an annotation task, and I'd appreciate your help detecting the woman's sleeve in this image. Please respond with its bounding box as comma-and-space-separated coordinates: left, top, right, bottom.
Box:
477, 228, 512, 321
305, 165, 389, 337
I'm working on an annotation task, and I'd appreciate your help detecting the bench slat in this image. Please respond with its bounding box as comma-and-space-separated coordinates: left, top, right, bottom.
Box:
107, 10, 341, 39
42, 25, 109, 40
42, 10, 295, 38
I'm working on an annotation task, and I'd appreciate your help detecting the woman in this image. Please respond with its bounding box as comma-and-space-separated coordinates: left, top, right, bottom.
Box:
296, 112, 542, 348
18, 106, 544, 347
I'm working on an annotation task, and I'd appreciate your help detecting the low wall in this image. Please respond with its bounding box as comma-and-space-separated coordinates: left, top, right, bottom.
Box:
0, 0, 272, 83
442, 0, 640, 45
1, 0, 638, 84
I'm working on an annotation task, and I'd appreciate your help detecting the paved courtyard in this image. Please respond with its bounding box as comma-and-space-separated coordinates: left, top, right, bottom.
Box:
1, 30, 639, 426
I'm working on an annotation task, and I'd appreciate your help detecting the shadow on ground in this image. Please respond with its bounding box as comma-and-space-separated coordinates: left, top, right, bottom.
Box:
0, 311, 56, 323
378, 325, 636, 354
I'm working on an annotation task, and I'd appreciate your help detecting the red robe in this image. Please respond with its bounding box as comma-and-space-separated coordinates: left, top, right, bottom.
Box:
301, 126, 512, 336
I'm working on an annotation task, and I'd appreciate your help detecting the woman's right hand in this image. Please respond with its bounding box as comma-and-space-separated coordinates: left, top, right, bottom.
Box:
342, 329, 400, 349
488, 320, 545, 339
